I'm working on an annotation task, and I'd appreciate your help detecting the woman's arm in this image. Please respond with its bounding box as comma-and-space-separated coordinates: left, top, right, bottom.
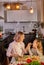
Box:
6, 43, 13, 57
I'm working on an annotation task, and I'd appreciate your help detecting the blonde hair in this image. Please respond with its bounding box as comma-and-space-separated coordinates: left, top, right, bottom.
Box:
34, 39, 43, 54
14, 31, 25, 42
37, 40, 43, 53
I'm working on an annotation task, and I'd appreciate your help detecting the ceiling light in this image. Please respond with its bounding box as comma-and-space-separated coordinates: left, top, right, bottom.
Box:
15, 4, 20, 10
29, 7, 34, 14
3, 3, 11, 10
3, 2, 22, 10
29, 0, 34, 14
6, 5, 11, 9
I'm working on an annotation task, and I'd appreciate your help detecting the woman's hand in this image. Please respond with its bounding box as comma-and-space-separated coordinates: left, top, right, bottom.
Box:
11, 53, 19, 58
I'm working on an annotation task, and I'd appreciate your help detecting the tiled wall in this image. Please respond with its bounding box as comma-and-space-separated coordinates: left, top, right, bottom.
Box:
4, 22, 34, 33
0, 20, 38, 33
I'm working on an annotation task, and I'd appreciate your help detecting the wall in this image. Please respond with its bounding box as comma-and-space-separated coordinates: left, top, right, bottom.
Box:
0, 0, 37, 2
6, 1, 37, 22
7, 10, 37, 22
37, 0, 43, 22
0, 1, 38, 33
3, 22, 36, 33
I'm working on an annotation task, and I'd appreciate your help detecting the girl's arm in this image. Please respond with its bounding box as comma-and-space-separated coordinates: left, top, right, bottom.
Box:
36, 48, 43, 56
26, 43, 33, 56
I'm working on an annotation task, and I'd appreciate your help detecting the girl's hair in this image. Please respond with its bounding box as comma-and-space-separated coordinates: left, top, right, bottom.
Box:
14, 31, 24, 42
37, 40, 43, 53
34, 39, 43, 54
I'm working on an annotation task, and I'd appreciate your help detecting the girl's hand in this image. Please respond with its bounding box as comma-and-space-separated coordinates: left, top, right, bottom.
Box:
26, 43, 32, 51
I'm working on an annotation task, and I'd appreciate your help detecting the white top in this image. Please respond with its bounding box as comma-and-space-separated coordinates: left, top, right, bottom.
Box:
29, 48, 42, 56
6, 41, 25, 57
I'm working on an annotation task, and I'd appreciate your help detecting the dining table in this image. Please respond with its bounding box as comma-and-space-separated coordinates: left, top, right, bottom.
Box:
9, 55, 44, 65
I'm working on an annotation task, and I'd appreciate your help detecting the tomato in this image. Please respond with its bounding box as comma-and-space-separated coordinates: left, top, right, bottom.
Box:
21, 64, 24, 65
41, 62, 44, 65
17, 64, 21, 65
26, 59, 32, 63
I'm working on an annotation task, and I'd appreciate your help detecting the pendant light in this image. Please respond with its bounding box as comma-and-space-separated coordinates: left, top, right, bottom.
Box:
3, 3, 11, 10
15, 3, 20, 10
15, 0, 23, 10
6, 4, 11, 10
29, 0, 34, 14
3, 0, 23, 10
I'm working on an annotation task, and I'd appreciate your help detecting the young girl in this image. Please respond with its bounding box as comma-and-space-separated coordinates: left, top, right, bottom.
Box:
6, 31, 26, 64
26, 39, 43, 56
31, 39, 43, 56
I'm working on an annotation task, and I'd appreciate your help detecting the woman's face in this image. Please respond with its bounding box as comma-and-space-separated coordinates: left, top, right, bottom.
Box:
18, 34, 25, 42
15, 34, 25, 42
13, 33, 25, 42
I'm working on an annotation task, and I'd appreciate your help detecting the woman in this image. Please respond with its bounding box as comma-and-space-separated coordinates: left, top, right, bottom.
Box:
6, 31, 26, 64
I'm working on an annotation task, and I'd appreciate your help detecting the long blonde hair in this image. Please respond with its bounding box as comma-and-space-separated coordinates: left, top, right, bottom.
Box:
37, 40, 43, 53
33, 39, 43, 54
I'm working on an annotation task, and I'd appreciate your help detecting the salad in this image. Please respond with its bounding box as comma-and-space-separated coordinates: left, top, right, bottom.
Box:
26, 61, 41, 65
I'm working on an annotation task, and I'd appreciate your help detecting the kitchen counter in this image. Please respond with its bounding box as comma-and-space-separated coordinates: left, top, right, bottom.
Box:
9, 55, 44, 65
0, 34, 9, 42
0, 34, 14, 48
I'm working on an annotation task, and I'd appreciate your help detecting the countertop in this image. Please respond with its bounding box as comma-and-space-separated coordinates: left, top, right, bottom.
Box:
0, 34, 9, 42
